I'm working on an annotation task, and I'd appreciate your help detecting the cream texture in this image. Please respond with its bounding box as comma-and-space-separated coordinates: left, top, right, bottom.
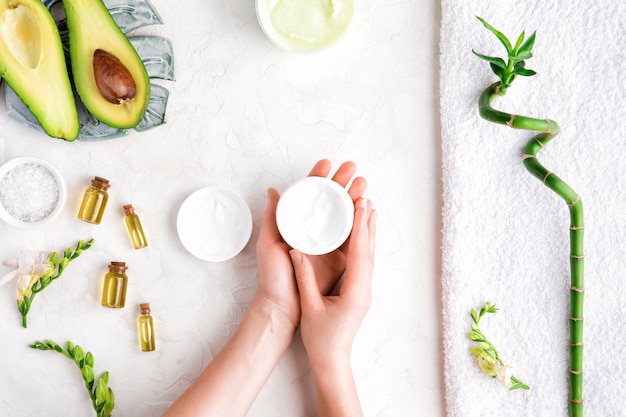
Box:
258, 0, 353, 51
276, 177, 353, 255
177, 187, 252, 262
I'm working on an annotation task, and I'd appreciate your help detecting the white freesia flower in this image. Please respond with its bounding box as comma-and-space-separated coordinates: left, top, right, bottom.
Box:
494, 361, 514, 388
1, 251, 52, 300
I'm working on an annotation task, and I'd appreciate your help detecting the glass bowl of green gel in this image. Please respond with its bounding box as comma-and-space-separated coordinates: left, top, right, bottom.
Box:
256, 0, 354, 52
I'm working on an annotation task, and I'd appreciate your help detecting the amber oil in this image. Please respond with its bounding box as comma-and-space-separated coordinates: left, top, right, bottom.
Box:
101, 261, 128, 308
138, 303, 156, 352
78, 176, 110, 224
124, 204, 148, 249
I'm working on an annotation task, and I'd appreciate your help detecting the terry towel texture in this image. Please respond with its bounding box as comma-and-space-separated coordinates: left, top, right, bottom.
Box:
440, 1, 625, 416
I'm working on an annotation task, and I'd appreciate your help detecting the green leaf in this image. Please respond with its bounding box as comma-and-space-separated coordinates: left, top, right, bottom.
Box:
518, 31, 536, 54
476, 16, 512, 53
513, 31, 525, 53
509, 50, 532, 61
472, 50, 506, 69
490, 63, 505, 81
513, 68, 537, 77
64, 248, 72, 258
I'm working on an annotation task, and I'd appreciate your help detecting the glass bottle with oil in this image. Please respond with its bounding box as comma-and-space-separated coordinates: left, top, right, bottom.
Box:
78, 176, 110, 224
138, 303, 156, 352
101, 261, 128, 308
124, 204, 148, 249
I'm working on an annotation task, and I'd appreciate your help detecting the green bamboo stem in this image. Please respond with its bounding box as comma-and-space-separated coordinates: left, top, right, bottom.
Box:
479, 82, 584, 416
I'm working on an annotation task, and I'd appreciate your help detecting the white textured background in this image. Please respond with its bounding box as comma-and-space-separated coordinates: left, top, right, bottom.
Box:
0, 0, 443, 416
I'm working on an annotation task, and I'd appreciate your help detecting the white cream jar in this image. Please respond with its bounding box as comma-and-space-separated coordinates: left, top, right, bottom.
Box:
276, 176, 354, 255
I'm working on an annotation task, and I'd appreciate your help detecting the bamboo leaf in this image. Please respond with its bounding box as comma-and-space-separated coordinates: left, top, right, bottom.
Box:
518, 31, 536, 54
490, 63, 505, 81
513, 68, 537, 77
476, 16, 512, 53
509, 50, 532, 61
513, 31, 525, 53
472, 50, 506, 69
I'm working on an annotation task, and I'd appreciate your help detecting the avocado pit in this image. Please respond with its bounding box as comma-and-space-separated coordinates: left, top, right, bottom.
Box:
93, 48, 136, 104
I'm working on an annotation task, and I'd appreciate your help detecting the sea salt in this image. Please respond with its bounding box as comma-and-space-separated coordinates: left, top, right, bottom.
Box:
0, 163, 59, 222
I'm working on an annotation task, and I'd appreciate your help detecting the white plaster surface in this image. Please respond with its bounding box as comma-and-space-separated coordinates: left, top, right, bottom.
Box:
0, 0, 443, 416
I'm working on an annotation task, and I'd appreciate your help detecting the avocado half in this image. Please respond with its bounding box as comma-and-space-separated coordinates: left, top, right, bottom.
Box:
0, 0, 79, 140
63, 0, 150, 129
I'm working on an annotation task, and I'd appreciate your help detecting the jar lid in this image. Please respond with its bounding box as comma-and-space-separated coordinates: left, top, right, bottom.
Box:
140, 303, 151, 314
92, 176, 110, 189
123, 204, 135, 215
109, 261, 128, 272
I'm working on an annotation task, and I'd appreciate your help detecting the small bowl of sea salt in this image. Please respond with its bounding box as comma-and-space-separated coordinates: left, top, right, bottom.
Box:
0, 157, 67, 230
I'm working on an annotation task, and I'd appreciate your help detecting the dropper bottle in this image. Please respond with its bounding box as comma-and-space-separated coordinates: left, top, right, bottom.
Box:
123, 204, 148, 249
138, 303, 156, 352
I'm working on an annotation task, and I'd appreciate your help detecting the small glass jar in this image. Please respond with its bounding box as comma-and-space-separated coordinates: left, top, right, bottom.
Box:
124, 204, 148, 249
78, 176, 110, 224
138, 303, 156, 352
101, 261, 128, 308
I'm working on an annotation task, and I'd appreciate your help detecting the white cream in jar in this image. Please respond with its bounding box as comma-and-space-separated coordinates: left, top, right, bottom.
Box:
177, 187, 253, 262
256, 0, 354, 51
276, 176, 354, 255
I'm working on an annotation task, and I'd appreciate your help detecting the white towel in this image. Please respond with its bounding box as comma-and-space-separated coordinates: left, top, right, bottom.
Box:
440, 2, 626, 416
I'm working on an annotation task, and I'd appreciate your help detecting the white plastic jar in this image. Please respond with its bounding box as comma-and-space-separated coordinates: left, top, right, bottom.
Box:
276, 176, 354, 255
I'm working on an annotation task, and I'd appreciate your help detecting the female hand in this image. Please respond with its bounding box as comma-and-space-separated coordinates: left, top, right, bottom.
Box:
289, 194, 376, 417
290, 196, 377, 367
254, 159, 368, 331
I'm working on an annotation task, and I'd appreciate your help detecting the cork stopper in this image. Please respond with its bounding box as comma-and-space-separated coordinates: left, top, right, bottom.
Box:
108, 261, 128, 273
123, 204, 135, 215
91, 176, 110, 190
140, 303, 151, 314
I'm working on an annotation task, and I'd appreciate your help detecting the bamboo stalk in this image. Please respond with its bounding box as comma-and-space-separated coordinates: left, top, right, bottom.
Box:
479, 82, 584, 416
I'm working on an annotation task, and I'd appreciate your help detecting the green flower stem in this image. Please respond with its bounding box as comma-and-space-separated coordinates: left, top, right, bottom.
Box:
30, 340, 115, 417
18, 239, 94, 328
479, 82, 584, 416
468, 302, 529, 390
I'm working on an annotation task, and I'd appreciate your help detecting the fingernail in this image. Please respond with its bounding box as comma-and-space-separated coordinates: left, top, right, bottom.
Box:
357, 198, 368, 209
289, 249, 302, 265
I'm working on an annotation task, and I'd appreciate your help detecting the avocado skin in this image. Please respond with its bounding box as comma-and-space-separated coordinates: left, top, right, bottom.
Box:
0, 0, 79, 140
63, 0, 150, 130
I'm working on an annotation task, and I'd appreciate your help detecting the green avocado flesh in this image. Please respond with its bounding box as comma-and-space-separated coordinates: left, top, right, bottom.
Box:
63, 0, 150, 130
0, 0, 79, 140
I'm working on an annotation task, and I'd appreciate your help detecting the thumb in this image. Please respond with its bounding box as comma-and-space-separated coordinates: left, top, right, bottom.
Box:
289, 250, 322, 308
